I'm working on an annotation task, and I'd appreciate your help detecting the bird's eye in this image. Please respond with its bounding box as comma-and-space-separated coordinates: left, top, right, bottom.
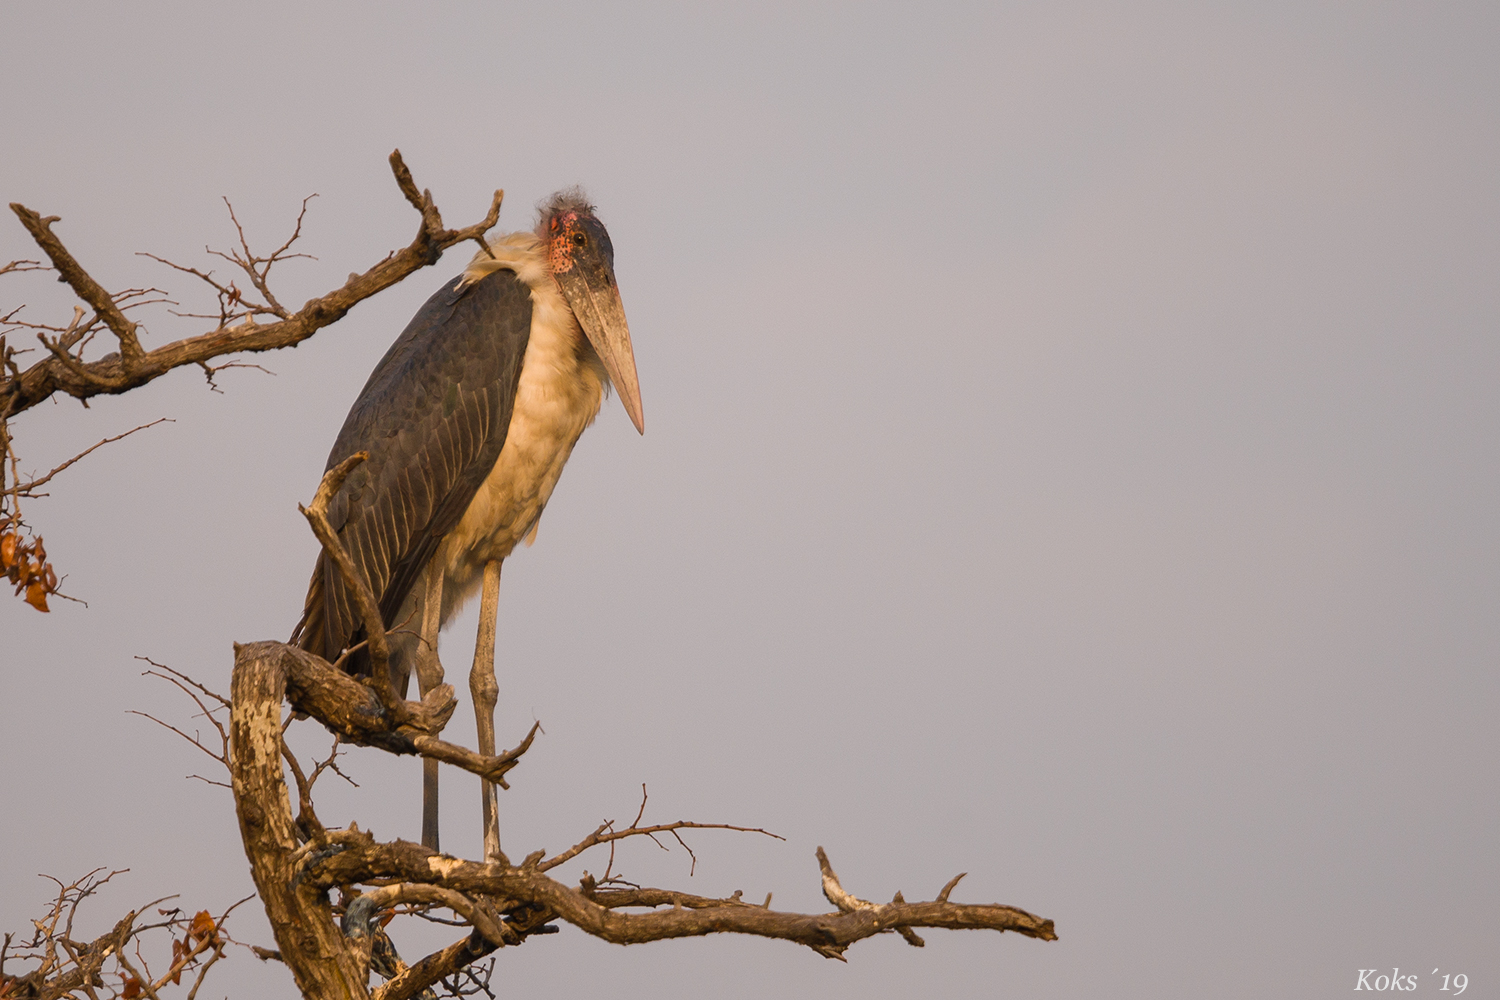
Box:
571, 232, 587, 247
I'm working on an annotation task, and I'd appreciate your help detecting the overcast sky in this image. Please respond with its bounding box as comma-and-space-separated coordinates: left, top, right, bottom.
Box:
3, 3, 1496, 998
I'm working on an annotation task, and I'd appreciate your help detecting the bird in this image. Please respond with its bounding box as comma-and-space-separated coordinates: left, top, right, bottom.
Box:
291, 188, 642, 853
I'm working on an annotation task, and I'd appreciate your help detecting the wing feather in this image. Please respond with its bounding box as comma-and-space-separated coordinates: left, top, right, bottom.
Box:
292, 267, 533, 674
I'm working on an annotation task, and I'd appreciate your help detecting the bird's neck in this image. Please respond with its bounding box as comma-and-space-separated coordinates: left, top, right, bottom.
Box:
461, 231, 608, 389
460, 231, 549, 289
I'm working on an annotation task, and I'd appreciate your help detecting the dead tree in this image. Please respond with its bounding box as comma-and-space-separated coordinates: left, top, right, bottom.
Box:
2, 157, 1056, 1000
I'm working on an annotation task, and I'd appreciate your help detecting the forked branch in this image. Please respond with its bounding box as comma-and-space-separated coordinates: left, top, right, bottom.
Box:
10, 207, 144, 364
230, 639, 1054, 1000
2, 151, 504, 419
540, 815, 783, 874
0, 869, 250, 1000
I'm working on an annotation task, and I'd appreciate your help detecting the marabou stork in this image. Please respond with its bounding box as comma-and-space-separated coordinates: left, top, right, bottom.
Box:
292, 190, 642, 854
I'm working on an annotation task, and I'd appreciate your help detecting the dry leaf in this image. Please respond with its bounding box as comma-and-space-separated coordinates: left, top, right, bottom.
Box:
189, 910, 217, 944
24, 580, 49, 612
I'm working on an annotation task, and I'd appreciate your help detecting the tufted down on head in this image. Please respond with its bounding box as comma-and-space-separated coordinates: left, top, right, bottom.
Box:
535, 187, 596, 231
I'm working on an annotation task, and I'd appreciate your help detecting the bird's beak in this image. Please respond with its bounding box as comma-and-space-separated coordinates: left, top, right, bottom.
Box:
555, 261, 645, 434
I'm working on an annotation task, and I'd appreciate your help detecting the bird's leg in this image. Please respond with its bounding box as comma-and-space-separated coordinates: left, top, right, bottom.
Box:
415, 564, 446, 852
469, 558, 503, 862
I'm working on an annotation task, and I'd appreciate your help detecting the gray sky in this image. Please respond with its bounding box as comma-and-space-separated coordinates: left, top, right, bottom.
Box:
3, 3, 1496, 997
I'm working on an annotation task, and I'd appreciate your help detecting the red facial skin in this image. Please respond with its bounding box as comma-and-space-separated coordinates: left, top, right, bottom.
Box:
547, 212, 584, 275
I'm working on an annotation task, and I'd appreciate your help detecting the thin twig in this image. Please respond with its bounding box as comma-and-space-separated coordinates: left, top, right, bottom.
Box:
134, 658, 231, 766
5, 418, 172, 498
540, 817, 783, 873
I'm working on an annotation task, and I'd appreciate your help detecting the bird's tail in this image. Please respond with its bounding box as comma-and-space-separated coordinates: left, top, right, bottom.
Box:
291, 552, 416, 698
290, 554, 337, 662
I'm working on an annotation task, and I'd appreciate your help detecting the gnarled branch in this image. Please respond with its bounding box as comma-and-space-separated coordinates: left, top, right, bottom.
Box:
231, 638, 1053, 997
298, 834, 1055, 961
233, 641, 531, 783
2, 151, 503, 419
9, 206, 145, 364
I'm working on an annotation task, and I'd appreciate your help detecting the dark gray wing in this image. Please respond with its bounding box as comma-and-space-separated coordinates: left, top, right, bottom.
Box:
292, 267, 532, 674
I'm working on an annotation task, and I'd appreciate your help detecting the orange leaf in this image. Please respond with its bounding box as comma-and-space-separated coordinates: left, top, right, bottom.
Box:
189, 909, 217, 943
0, 532, 15, 569
24, 580, 49, 612
121, 976, 142, 999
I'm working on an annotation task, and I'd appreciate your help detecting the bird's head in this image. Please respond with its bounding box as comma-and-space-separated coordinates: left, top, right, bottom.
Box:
539, 190, 644, 434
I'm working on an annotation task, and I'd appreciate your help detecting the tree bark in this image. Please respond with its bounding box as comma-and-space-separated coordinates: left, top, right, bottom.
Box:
231, 643, 371, 999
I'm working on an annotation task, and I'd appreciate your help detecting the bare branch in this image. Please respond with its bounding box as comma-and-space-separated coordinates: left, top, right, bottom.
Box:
411, 720, 540, 789
228, 637, 1055, 998
128, 710, 228, 766
8, 205, 144, 364
370, 930, 497, 1000
298, 451, 400, 719
541, 815, 782, 874
196, 358, 272, 393
36, 328, 119, 389
387, 152, 428, 216
3, 151, 506, 420
588, 885, 764, 911
186, 774, 233, 790
112, 941, 165, 1000
233, 641, 532, 780
630, 783, 649, 828
0, 872, 243, 1000
347, 885, 514, 950
182, 942, 227, 1000
135, 658, 231, 767
304, 837, 1056, 959
5, 418, 172, 499
205, 195, 317, 319
230, 648, 372, 998
308, 736, 358, 792
671, 829, 699, 876
136, 251, 277, 329
817, 845, 874, 913
137, 657, 231, 711
281, 737, 328, 844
